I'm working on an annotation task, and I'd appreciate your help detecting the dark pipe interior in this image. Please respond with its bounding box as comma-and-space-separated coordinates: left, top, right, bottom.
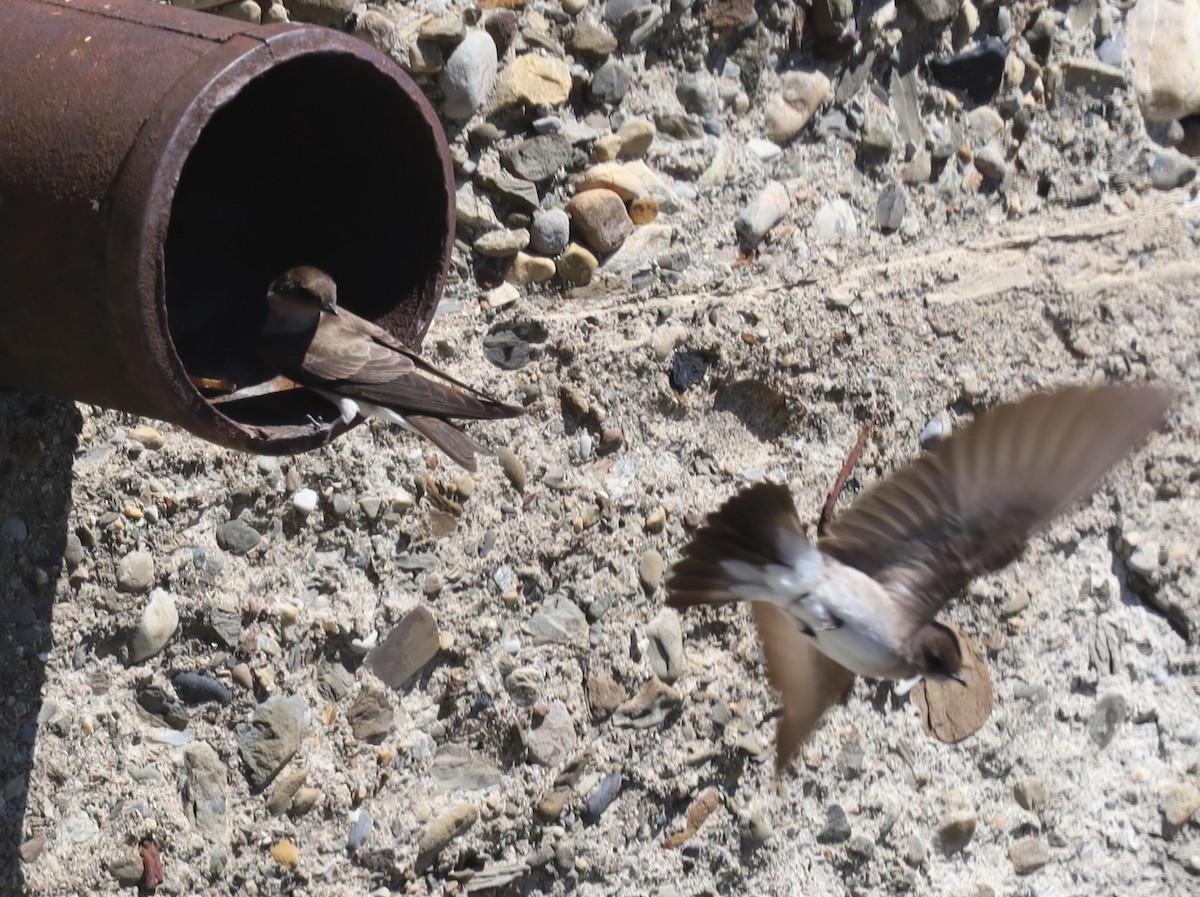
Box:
164, 52, 447, 428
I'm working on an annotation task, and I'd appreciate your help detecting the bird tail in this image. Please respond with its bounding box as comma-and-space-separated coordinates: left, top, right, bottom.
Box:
666, 483, 822, 607
403, 415, 492, 472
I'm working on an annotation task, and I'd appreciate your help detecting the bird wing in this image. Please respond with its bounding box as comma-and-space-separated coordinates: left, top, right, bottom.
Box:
751, 601, 855, 772
818, 384, 1173, 626
665, 482, 807, 606
297, 313, 521, 421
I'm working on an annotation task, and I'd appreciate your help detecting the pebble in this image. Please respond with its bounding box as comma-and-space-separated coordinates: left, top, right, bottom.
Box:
507, 252, 557, 285
117, 550, 154, 593
1014, 776, 1049, 812
676, 71, 720, 119
173, 671, 233, 706
505, 666, 543, 706
875, 183, 906, 233
905, 834, 927, 865
215, 518, 261, 555
616, 119, 655, 158
526, 599, 588, 644
591, 59, 632, 105
130, 425, 165, 450
1008, 837, 1050, 874
290, 787, 322, 817
586, 673, 625, 719
566, 188, 634, 254
734, 181, 790, 248
739, 811, 773, 851
816, 805, 852, 844
286, 0, 355, 27
214, 0, 260, 22
474, 227, 531, 258
365, 607, 440, 689
812, 198, 859, 244
292, 488, 319, 516
266, 769, 307, 816
416, 804, 479, 870
645, 609, 684, 681
973, 145, 1008, 182
529, 208, 571, 256
494, 53, 572, 109
765, 70, 830, 144
182, 742, 228, 837
938, 809, 978, 852
235, 693, 311, 791
348, 686, 394, 743
526, 700, 576, 766
1089, 693, 1127, 748
929, 37, 1007, 103
583, 772, 622, 823
568, 20, 618, 58
130, 589, 179, 663
628, 196, 658, 225
271, 838, 299, 870
639, 549, 665, 593
501, 134, 573, 182
1161, 782, 1200, 829
440, 30, 498, 120
483, 10, 518, 57
496, 446, 527, 492
1127, 0, 1200, 121
557, 243, 599, 284
347, 807, 373, 851
1148, 152, 1197, 191
64, 532, 85, 568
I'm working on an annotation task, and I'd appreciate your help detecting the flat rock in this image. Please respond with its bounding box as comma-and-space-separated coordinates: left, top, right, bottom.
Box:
1128, 0, 1200, 121
366, 606, 441, 689
235, 693, 311, 791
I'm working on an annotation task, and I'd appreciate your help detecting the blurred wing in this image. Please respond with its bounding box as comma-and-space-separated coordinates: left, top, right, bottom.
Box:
404, 415, 490, 472
666, 483, 806, 607
819, 384, 1172, 624
751, 602, 855, 772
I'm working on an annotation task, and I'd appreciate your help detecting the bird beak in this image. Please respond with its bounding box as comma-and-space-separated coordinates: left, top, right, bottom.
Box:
950, 671, 968, 686
322, 302, 338, 316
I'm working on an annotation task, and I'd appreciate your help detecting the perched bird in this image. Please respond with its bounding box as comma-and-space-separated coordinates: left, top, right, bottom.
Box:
259, 266, 521, 470
667, 383, 1173, 769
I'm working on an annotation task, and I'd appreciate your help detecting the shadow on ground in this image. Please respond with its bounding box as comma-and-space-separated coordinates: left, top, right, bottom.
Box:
0, 391, 79, 892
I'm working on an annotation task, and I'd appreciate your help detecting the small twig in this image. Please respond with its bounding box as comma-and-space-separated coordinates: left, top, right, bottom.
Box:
818, 419, 874, 535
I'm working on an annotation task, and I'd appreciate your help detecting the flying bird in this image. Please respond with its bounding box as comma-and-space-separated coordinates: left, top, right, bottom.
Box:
666, 383, 1173, 770
259, 266, 521, 470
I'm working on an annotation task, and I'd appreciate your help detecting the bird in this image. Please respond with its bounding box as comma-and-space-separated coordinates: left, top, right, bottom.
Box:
666, 383, 1173, 770
258, 266, 522, 471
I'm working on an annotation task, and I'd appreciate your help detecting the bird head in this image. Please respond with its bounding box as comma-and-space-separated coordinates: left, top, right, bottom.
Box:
911, 621, 967, 685
267, 266, 339, 317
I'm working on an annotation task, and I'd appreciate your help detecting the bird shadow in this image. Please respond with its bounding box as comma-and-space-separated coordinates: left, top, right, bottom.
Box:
0, 389, 78, 891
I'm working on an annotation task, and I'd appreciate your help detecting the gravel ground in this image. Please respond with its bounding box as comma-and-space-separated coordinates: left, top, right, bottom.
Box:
1, 1, 1199, 895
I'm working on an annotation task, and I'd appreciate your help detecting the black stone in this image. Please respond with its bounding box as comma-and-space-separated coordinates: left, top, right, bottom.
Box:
928, 38, 1007, 104
669, 350, 713, 393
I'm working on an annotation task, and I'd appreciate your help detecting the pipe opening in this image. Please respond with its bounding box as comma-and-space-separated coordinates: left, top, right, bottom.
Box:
164, 50, 449, 436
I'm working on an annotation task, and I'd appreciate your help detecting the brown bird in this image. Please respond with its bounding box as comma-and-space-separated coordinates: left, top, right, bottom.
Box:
667, 383, 1173, 770
259, 266, 521, 471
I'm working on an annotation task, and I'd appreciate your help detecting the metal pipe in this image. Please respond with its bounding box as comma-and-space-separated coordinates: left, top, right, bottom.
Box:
0, 0, 455, 453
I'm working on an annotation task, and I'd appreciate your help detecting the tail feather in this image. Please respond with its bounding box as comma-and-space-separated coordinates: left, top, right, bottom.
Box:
404, 415, 491, 472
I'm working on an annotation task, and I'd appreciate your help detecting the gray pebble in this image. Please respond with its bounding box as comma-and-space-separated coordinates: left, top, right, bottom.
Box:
1009, 836, 1050, 874
591, 59, 632, 105
348, 807, 373, 851
526, 599, 588, 644
645, 609, 684, 681
347, 685, 394, 743
505, 666, 543, 706
938, 809, 978, 852
1013, 776, 1048, 812
1089, 693, 1127, 748
496, 446, 527, 492
974, 145, 1008, 182
676, 71, 720, 119
812, 198, 859, 244
1149, 152, 1197, 190
183, 742, 228, 838
501, 134, 573, 182
440, 30, 498, 120
529, 208, 571, 256
526, 700, 576, 766
235, 693, 311, 791
63, 533, 85, 568
216, 518, 261, 555
735, 181, 790, 248
583, 771, 622, 823
292, 488, 319, 516
875, 183, 906, 233
474, 227, 531, 258
2, 516, 28, 543
817, 804, 852, 844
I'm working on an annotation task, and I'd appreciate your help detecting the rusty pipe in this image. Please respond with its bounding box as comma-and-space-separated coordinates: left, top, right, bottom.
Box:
0, 0, 455, 453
